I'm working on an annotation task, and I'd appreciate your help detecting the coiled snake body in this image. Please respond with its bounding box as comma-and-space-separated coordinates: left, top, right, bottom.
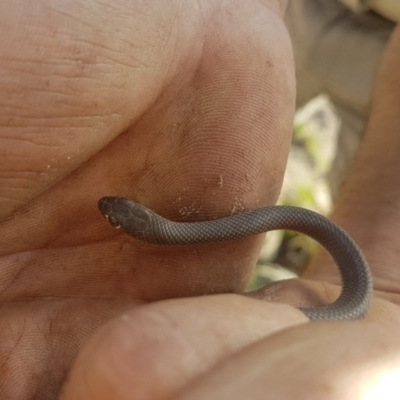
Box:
98, 197, 373, 320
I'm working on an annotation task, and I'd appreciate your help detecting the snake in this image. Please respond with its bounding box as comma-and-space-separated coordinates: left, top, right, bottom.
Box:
98, 196, 373, 320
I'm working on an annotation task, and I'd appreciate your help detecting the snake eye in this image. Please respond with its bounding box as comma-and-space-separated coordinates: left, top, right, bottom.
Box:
106, 215, 121, 229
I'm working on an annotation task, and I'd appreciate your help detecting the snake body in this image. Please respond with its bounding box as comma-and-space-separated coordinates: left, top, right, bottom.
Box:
98, 196, 373, 320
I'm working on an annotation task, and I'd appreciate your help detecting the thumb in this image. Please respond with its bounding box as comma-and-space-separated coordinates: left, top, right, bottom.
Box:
60, 295, 306, 400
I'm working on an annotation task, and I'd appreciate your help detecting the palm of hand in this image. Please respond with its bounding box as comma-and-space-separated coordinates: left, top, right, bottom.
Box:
0, 1, 297, 398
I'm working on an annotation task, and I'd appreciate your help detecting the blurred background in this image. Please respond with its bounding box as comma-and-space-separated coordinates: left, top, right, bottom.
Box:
248, 95, 339, 291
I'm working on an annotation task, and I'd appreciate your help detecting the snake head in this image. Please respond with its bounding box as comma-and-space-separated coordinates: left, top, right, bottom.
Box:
98, 197, 153, 239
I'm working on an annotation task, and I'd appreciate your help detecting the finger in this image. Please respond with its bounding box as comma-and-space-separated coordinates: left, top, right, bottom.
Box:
60, 294, 307, 400
175, 321, 400, 400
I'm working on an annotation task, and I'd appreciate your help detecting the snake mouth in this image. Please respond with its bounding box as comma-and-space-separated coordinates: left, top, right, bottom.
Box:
104, 214, 121, 229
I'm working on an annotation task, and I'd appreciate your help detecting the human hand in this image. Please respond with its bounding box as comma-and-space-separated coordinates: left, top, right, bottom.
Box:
61, 21, 400, 400
0, 0, 296, 398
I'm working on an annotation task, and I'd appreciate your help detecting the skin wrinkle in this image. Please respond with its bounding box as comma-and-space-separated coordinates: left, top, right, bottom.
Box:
0, 258, 28, 301
1, 118, 108, 128
1, 114, 124, 128
0, 327, 24, 374
2, 238, 237, 303
0, 179, 38, 190
0, 136, 66, 149
0, 61, 92, 85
